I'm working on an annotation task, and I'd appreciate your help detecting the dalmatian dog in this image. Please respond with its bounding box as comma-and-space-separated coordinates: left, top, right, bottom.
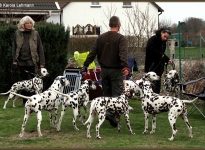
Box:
1, 68, 49, 109
10, 76, 70, 137
124, 71, 160, 98
164, 70, 180, 97
83, 90, 135, 139
51, 79, 96, 131
139, 81, 198, 141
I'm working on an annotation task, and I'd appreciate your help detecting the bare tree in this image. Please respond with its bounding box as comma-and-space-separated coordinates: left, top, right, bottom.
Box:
102, 3, 117, 32
122, 3, 157, 49
159, 18, 172, 29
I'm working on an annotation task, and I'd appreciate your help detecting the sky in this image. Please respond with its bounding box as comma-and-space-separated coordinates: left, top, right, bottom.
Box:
156, 2, 205, 24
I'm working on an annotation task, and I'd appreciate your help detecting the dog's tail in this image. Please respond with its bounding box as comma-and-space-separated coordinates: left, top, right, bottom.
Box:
84, 100, 96, 125
181, 97, 198, 103
10, 92, 32, 100
0, 91, 10, 95
51, 88, 69, 98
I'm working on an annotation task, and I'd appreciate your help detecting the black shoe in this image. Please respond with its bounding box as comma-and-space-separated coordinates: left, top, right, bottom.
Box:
105, 114, 118, 127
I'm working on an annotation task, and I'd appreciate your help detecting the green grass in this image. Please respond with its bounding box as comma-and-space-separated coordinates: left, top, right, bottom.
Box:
0, 95, 204, 148
165, 47, 205, 59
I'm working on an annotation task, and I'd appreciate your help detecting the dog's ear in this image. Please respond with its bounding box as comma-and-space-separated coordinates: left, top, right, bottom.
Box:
37, 68, 41, 75
174, 73, 179, 82
138, 81, 144, 88
60, 77, 66, 85
88, 79, 92, 86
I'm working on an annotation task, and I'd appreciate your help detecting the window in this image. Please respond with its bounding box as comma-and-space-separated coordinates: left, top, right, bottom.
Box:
122, 2, 132, 8
91, 2, 101, 8
91, 2, 99, 5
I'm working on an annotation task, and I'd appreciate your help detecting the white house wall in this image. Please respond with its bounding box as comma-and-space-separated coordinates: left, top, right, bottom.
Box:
47, 13, 61, 24
61, 2, 159, 35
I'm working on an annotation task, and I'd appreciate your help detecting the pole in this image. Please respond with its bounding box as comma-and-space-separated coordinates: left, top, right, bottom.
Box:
178, 21, 182, 98
200, 32, 202, 57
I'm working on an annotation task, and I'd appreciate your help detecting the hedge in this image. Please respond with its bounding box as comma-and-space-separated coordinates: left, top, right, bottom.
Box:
0, 22, 70, 92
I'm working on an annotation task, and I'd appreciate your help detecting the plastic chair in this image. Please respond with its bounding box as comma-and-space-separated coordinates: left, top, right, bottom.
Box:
178, 76, 205, 118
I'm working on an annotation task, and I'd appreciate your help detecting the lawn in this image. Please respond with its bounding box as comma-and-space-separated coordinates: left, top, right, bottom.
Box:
0, 95, 204, 148
165, 47, 205, 59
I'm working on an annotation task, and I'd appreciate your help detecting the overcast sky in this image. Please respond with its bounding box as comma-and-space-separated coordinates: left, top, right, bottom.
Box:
156, 2, 205, 24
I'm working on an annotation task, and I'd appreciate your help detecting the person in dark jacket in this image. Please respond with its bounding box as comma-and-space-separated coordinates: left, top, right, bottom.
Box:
81, 16, 130, 127
12, 15, 45, 106
144, 28, 172, 94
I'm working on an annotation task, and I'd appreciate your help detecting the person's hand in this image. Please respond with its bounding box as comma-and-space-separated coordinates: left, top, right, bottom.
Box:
168, 60, 172, 64
12, 62, 18, 68
81, 66, 88, 75
122, 67, 130, 76
40, 65, 44, 68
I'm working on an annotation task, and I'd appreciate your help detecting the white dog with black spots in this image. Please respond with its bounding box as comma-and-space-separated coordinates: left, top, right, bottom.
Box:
1, 68, 49, 109
51, 79, 96, 131
139, 81, 198, 141
11, 76, 70, 137
83, 90, 135, 139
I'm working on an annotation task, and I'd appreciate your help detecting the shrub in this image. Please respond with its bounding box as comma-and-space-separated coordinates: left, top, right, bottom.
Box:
0, 22, 70, 92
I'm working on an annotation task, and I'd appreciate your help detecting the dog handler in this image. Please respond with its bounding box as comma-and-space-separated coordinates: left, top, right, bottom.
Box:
81, 16, 130, 127
12, 15, 45, 106
144, 28, 172, 94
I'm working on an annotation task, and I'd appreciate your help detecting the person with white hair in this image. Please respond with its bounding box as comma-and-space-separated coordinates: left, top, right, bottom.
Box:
12, 15, 45, 107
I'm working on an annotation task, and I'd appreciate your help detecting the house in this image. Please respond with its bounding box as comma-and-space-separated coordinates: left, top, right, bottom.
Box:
0, 2, 164, 37
58, 2, 164, 36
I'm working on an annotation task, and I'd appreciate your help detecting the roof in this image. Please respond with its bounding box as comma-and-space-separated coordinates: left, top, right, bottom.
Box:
151, 2, 164, 13
0, 2, 59, 10
57, 2, 164, 12
58, 2, 70, 9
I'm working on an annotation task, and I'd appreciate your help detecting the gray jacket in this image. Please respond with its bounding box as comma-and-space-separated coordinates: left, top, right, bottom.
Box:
12, 30, 45, 66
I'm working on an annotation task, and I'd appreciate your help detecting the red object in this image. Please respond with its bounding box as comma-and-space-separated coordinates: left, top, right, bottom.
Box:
89, 87, 103, 100
83, 68, 101, 81
83, 68, 103, 100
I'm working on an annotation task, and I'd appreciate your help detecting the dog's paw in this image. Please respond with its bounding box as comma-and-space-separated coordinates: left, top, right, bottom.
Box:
168, 137, 174, 141
128, 106, 134, 110
74, 127, 79, 130
150, 130, 155, 134
56, 127, 61, 132
96, 136, 101, 139
87, 135, 91, 139
142, 131, 148, 134
38, 134, 43, 137
131, 132, 135, 135
19, 133, 23, 138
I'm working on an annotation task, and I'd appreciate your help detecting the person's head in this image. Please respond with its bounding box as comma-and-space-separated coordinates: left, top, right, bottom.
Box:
17, 15, 35, 31
156, 28, 171, 41
109, 16, 121, 31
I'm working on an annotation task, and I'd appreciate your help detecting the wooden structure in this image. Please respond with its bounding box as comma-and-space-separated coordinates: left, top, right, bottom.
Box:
73, 24, 96, 35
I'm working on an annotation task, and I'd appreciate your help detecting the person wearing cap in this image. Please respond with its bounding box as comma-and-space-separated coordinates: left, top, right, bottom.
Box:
144, 28, 172, 94
81, 16, 130, 127
12, 15, 45, 106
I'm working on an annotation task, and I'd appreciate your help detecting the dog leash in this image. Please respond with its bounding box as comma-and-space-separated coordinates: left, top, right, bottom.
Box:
165, 61, 175, 74
149, 58, 163, 72
128, 78, 141, 88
